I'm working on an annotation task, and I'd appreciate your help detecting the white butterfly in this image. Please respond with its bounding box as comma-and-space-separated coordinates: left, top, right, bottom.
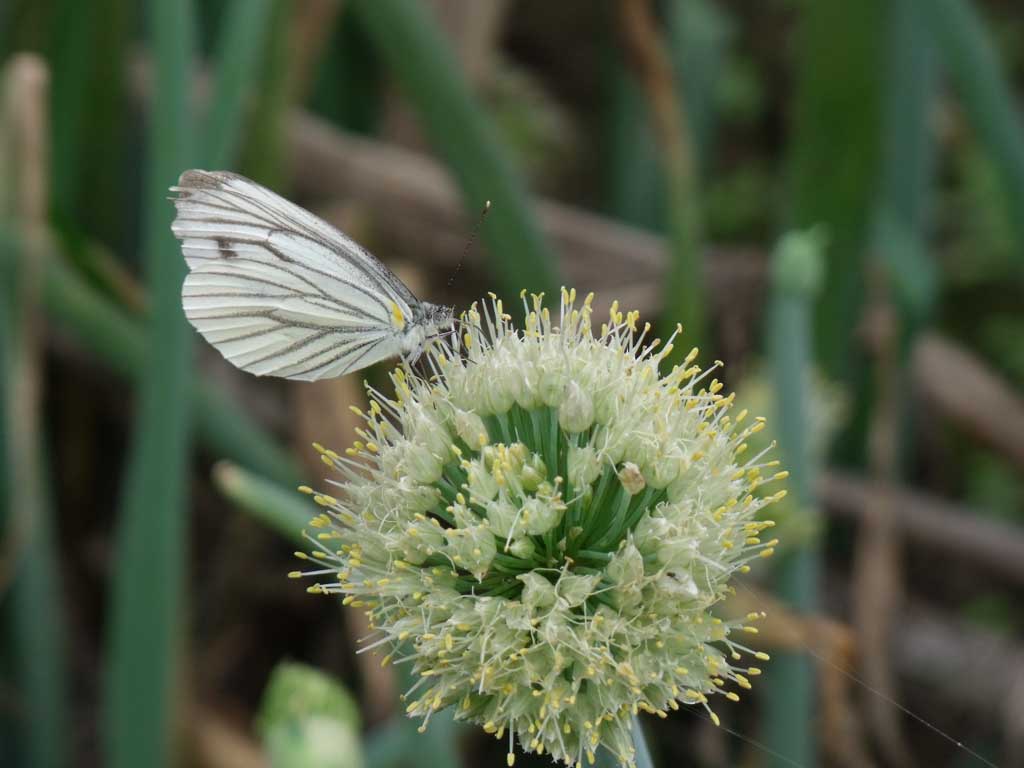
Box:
170, 170, 454, 381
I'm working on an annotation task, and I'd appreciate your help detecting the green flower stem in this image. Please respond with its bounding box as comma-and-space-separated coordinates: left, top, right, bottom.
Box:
761, 229, 826, 768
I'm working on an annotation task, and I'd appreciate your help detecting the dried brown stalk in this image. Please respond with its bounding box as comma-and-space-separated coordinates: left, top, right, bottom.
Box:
617, 0, 695, 190
852, 279, 913, 766
287, 0, 346, 103
0, 54, 50, 594
914, 332, 1024, 473
822, 471, 1024, 586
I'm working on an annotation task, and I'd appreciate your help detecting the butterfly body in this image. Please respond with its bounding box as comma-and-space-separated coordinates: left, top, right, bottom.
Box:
170, 170, 452, 381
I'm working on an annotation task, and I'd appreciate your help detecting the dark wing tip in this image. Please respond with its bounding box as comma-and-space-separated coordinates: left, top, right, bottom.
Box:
172, 169, 251, 194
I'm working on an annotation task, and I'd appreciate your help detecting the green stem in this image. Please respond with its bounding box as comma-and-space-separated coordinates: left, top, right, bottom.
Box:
761, 229, 826, 767
104, 4, 197, 767
916, 0, 1024, 252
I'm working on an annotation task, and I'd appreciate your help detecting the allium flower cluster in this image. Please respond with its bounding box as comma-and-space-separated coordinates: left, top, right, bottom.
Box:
293, 289, 784, 767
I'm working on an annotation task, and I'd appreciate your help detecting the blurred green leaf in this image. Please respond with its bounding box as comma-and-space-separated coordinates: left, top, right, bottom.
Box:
944, 145, 1018, 288
0, 214, 68, 768
213, 462, 309, 544
238, 0, 291, 187
787, 0, 886, 380
49, 0, 133, 247
48, 0, 91, 224
103, 2, 197, 767
919, 0, 1024, 253
351, 0, 560, 301
1, 443, 67, 768
604, 0, 730, 232
604, 52, 663, 232
603, 0, 733, 355
666, 0, 732, 173
876, 0, 939, 323
258, 662, 364, 768
0, 225, 301, 485
309, 8, 384, 134
204, 0, 276, 169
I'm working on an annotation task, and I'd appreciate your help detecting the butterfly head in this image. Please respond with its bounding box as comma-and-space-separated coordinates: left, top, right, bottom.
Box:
421, 301, 455, 332
398, 301, 455, 359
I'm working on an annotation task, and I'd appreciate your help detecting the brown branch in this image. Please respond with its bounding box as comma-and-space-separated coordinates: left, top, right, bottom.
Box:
287, 111, 764, 325
914, 331, 1024, 473
425, 0, 509, 85
821, 472, 1024, 586
852, 281, 913, 766
189, 705, 269, 768
287, 0, 345, 104
895, 606, 1024, 763
723, 587, 872, 767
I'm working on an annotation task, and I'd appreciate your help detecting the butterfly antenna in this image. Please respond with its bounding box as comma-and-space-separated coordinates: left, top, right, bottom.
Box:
448, 200, 492, 288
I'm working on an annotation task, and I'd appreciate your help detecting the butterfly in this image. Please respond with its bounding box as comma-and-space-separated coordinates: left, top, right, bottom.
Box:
169, 170, 454, 381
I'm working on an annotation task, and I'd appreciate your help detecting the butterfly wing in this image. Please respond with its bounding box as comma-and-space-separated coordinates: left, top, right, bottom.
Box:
171, 170, 418, 381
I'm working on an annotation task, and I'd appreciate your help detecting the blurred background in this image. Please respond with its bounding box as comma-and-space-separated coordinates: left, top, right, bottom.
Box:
1, 1, 1023, 767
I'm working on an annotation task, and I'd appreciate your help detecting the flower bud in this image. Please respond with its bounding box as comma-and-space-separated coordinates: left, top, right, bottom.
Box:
656, 537, 698, 570
644, 453, 681, 489
617, 462, 646, 495
411, 409, 450, 457
521, 496, 563, 536
556, 573, 599, 608
537, 366, 567, 407
485, 498, 518, 538
656, 570, 700, 600
633, 514, 672, 555
519, 455, 547, 492
453, 409, 489, 448
518, 572, 556, 610
507, 536, 536, 560
606, 543, 645, 609
558, 380, 594, 433
465, 459, 499, 502
402, 443, 442, 484
568, 444, 602, 490
444, 525, 496, 581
